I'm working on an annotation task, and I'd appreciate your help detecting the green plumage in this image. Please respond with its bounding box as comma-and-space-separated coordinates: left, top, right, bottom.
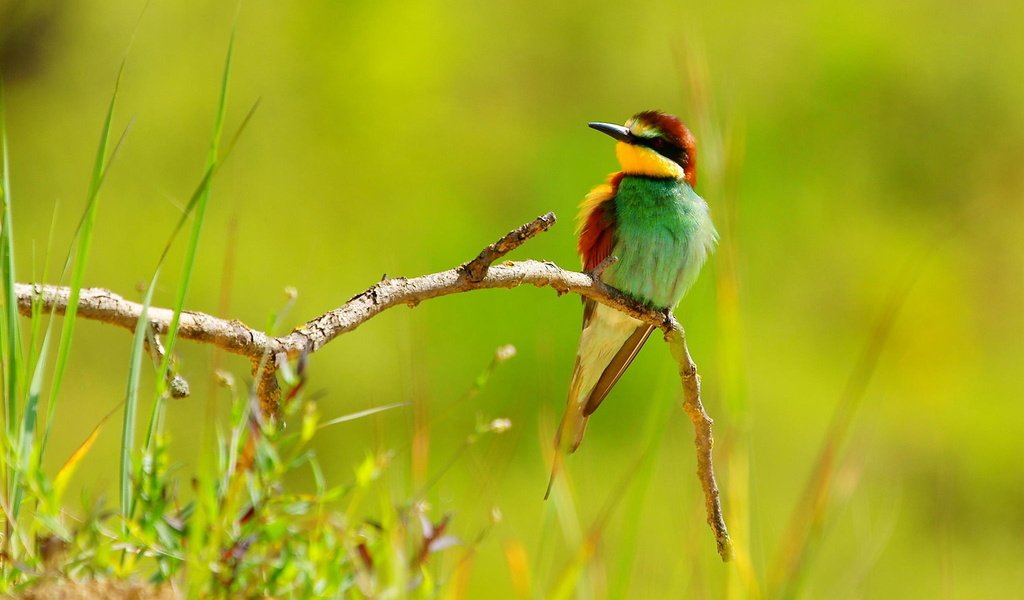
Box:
603, 176, 717, 310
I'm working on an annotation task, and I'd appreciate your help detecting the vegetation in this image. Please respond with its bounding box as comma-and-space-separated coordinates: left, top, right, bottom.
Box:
1, 1, 1023, 597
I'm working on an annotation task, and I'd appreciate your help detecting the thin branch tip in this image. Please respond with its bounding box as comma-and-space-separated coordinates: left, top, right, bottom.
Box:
459, 212, 558, 282
589, 254, 618, 279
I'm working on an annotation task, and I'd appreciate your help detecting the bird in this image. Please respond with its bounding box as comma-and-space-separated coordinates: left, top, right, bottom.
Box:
546, 110, 718, 497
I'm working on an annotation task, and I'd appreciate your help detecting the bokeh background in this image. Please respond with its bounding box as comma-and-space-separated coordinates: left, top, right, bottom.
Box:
3, 0, 1023, 596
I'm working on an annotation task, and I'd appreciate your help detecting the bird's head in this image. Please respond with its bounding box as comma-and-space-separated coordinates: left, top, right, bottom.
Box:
589, 111, 697, 186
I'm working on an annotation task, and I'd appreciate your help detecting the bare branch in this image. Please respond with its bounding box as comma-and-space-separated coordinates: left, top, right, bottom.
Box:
458, 211, 556, 282
14, 215, 669, 360
12, 212, 731, 560
667, 323, 733, 561
15, 284, 275, 357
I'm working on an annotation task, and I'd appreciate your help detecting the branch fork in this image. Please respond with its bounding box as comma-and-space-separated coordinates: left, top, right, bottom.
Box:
13, 212, 732, 560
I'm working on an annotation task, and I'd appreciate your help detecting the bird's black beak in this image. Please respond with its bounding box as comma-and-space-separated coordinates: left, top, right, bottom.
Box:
588, 122, 634, 144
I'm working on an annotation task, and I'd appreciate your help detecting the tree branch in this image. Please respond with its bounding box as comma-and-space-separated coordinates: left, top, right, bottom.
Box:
458, 211, 557, 282
667, 327, 733, 561
12, 212, 732, 560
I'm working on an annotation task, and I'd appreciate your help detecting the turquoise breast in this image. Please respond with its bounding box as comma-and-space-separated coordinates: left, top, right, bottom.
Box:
603, 176, 717, 310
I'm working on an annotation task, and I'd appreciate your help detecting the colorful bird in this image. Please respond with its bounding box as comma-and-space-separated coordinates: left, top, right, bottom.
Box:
547, 111, 717, 497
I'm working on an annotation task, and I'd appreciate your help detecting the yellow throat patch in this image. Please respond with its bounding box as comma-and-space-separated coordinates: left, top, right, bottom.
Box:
614, 142, 685, 179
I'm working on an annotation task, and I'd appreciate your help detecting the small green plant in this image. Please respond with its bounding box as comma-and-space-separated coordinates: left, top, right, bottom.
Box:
0, 351, 500, 597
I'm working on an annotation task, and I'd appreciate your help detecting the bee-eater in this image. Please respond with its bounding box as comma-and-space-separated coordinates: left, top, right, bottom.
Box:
547, 111, 717, 496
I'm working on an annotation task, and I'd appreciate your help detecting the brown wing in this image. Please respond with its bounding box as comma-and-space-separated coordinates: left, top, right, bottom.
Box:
582, 324, 655, 417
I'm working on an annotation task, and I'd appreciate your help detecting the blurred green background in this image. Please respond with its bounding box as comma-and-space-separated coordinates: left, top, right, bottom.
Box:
3, 0, 1023, 596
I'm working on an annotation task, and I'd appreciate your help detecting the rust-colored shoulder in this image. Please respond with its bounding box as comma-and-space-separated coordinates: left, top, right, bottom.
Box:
576, 172, 622, 271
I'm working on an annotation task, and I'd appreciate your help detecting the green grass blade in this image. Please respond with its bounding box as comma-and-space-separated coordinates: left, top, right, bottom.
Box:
153, 100, 258, 270
27, 203, 60, 372
548, 453, 647, 600
768, 243, 934, 598
49, 116, 130, 291
44, 57, 127, 450
0, 79, 25, 521
34, 123, 131, 468
122, 268, 160, 519
56, 401, 121, 503
145, 29, 237, 451
20, 207, 63, 507
127, 81, 256, 542
10, 324, 53, 520
0, 79, 22, 439
608, 380, 675, 598
318, 402, 411, 429
136, 97, 258, 456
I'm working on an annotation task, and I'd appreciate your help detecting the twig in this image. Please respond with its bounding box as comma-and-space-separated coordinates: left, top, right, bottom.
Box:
458, 211, 557, 282
252, 357, 281, 421
589, 255, 618, 280
143, 324, 190, 399
12, 213, 731, 559
666, 324, 733, 561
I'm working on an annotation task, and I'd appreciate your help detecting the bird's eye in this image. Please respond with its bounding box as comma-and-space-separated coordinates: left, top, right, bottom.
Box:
642, 136, 688, 167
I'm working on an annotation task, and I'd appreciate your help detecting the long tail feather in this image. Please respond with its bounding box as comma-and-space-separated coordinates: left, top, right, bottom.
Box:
545, 366, 588, 499
583, 324, 654, 417
546, 305, 646, 498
